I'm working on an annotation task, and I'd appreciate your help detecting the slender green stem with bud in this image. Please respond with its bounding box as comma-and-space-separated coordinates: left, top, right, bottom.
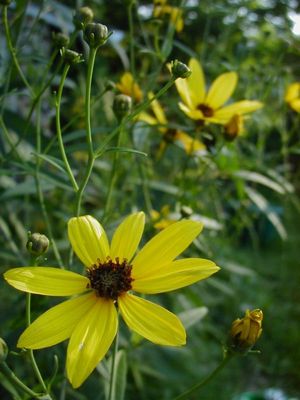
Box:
55, 64, 79, 192
75, 47, 97, 216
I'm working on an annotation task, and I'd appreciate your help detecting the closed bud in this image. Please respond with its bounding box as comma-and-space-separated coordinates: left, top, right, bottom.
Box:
52, 32, 70, 49
113, 94, 132, 119
26, 232, 49, 256
61, 48, 83, 65
171, 60, 191, 79
0, 338, 8, 363
73, 6, 94, 30
83, 22, 109, 49
228, 309, 263, 354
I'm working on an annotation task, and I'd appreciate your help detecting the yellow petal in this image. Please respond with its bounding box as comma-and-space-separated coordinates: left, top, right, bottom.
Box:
148, 92, 167, 124
138, 112, 157, 125
68, 215, 110, 267
132, 220, 203, 279
290, 99, 300, 113
285, 82, 300, 103
4, 267, 88, 296
214, 100, 263, 123
188, 58, 206, 105
18, 293, 95, 349
110, 212, 145, 262
178, 102, 204, 120
174, 131, 206, 154
175, 78, 193, 108
119, 293, 186, 346
67, 298, 118, 388
132, 258, 219, 294
206, 71, 238, 109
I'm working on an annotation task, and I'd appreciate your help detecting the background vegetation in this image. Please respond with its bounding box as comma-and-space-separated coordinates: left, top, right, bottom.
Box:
0, 0, 299, 399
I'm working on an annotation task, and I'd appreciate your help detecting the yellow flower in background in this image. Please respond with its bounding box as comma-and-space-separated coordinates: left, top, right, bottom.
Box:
116, 72, 143, 103
4, 212, 219, 388
138, 93, 206, 155
153, 0, 184, 33
230, 309, 263, 352
151, 205, 176, 230
175, 58, 263, 125
285, 82, 300, 113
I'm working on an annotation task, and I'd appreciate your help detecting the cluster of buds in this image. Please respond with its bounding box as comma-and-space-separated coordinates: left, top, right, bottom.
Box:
228, 309, 263, 354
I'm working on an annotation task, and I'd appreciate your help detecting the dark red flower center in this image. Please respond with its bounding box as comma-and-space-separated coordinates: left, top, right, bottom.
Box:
198, 104, 214, 117
87, 257, 133, 300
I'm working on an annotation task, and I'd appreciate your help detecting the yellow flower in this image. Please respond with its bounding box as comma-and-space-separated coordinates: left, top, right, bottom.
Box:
138, 93, 206, 155
151, 205, 176, 230
116, 72, 143, 103
285, 82, 300, 113
4, 212, 219, 388
153, 0, 184, 33
230, 309, 263, 352
175, 58, 263, 125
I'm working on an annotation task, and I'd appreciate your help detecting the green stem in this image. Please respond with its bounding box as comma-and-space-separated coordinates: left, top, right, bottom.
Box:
55, 64, 79, 191
0, 362, 43, 399
3, 6, 34, 97
103, 122, 125, 218
95, 77, 176, 158
74, 47, 98, 216
174, 353, 234, 400
108, 329, 119, 400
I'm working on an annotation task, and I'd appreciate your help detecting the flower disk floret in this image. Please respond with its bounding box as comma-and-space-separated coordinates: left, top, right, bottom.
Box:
4, 212, 219, 388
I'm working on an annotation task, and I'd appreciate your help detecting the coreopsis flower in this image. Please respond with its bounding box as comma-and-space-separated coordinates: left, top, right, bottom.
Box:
4, 212, 219, 388
153, 0, 184, 33
285, 82, 300, 113
175, 58, 263, 125
116, 72, 143, 103
138, 93, 206, 155
229, 309, 263, 353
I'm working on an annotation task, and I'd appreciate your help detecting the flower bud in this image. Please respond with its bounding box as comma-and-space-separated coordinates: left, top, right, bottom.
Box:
171, 60, 191, 79
61, 48, 83, 65
26, 232, 49, 256
0, 0, 11, 5
52, 32, 70, 49
228, 309, 263, 353
0, 338, 8, 363
113, 94, 132, 119
83, 22, 109, 49
73, 6, 94, 30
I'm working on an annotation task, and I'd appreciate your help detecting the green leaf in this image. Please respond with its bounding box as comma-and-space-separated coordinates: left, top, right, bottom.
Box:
179, 307, 208, 330
32, 153, 67, 174
233, 170, 285, 194
103, 147, 148, 157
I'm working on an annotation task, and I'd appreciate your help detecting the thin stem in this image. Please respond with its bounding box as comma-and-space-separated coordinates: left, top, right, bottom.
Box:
0, 362, 43, 399
74, 47, 98, 216
108, 329, 119, 400
174, 353, 234, 400
103, 122, 125, 218
3, 6, 34, 97
55, 64, 79, 191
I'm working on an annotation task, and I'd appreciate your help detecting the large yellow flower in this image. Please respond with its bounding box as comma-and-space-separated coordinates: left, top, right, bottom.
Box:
138, 94, 206, 155
4, 212, 219, 388
116, 72, 143, 103
285, 82, 300, 113
175, 58, 263, 125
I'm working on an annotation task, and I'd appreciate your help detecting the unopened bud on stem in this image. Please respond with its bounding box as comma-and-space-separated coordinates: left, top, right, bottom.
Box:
113, 94, 132, 120
26, 232, 49, 256
171, 60, 192, 79
84, 22, 109, 49
73, 6, 94, 30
